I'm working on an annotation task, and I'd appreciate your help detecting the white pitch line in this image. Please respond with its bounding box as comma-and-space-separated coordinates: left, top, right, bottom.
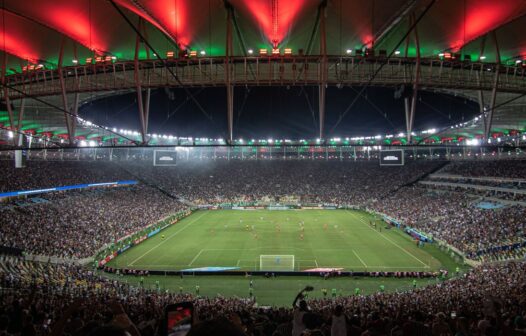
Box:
352, 249, 368, 268
315, 259, 319, 267
128, 211, 208, 266
347, 211, 430, 268
129, 263, 429, 270
188, 249, 205, 266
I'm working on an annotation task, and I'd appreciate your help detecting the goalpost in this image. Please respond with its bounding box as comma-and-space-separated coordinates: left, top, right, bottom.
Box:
259, 255, 295, 271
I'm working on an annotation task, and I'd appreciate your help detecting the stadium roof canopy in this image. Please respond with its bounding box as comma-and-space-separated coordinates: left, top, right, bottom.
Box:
0, 0, 525, 147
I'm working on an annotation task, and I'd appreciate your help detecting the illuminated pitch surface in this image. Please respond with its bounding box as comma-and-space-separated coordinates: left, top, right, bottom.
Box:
109, 210, 441, 272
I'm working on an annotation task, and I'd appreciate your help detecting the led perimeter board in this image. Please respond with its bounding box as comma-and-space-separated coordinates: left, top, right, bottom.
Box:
154, 150, 177, 166
379, 149, 404, 166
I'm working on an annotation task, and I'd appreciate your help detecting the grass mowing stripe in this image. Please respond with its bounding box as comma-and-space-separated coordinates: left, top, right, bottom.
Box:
347, 210, 429, 268
129, 211, 208, 266
112, 210, 442, 273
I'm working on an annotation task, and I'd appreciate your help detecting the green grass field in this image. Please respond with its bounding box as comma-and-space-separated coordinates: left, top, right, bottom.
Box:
105, 209, 466, 306
109, 209, 443, 272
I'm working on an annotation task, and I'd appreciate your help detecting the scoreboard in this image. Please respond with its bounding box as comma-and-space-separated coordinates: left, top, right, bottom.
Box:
379, 149, 404, 166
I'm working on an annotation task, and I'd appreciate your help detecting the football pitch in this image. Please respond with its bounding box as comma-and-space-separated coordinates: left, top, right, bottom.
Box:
109, 209, 443, 272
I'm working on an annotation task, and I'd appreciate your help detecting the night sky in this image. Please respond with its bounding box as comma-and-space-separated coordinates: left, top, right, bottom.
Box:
80, 86, 479, 139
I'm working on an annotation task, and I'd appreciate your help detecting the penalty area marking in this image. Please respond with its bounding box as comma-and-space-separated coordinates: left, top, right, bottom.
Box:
188, 248, 246, 266
188, 249, 205, 266
352, 249, 368, 268
128, 211, 209, 266
347, 211, 430, 268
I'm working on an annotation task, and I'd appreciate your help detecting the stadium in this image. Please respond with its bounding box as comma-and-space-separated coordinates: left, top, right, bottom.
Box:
0, 0, 526, 335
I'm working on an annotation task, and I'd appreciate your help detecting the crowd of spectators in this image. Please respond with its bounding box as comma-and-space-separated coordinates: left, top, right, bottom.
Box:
0, 256, 525, 336
124, 160, 442, 206
422, 182, 526, 202
370, 186, 525, 259
0, 161, 132, 193
439, 160, 526, 179
0, 159, 525, 261
0, 158, 525, 334
0, 186, 185, 258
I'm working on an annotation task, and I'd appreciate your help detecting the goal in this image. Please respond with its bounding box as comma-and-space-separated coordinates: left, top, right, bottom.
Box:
259, 255, 295, 271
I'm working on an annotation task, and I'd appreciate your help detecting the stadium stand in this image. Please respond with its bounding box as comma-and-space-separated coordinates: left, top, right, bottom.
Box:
1, 159, 524, 261
0, 185, 185, 258
0, 158, 525, 335
0, 256, 524, 335
1, 0, 526, 333
124, 160, 443, 205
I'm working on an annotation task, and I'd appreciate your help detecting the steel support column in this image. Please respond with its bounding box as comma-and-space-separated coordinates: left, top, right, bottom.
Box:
2, 54, 17, 146
71, 92, 79, 137
318, 1, 328, 140
404, 97, 411, 138
16, 99, 25, 146
477, 36, 487, 132
58, 38, 75, 145
476, 71, 485, 124
144, 88, 151, 134
406, 14, 420, 144
134, 19, 148, 144
226, 4, 234, 143
485, 32, 500, 141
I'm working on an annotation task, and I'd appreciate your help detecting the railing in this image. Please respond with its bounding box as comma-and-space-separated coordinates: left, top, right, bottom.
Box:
1, 145, 525, 161
3, 56, 525, 100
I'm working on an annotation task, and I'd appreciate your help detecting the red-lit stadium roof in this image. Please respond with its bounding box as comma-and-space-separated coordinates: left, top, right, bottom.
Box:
0, 0, 525, 66
0, 0, 525, 147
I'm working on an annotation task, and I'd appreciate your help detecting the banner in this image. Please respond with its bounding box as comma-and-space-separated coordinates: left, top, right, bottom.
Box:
0, 180, 138, 198
379, 150, 404, 166
153, 150, 177, 166
268, 206, 290, 210
404, 227, 433, 242
147, 228, 161, 238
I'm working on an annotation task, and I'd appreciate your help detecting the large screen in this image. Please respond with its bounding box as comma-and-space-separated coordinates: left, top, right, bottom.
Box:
154, 150, 177, 166
379, 149, 404, 166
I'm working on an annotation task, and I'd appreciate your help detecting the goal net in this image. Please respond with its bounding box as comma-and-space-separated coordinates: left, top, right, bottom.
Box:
259, 255, 295, 271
